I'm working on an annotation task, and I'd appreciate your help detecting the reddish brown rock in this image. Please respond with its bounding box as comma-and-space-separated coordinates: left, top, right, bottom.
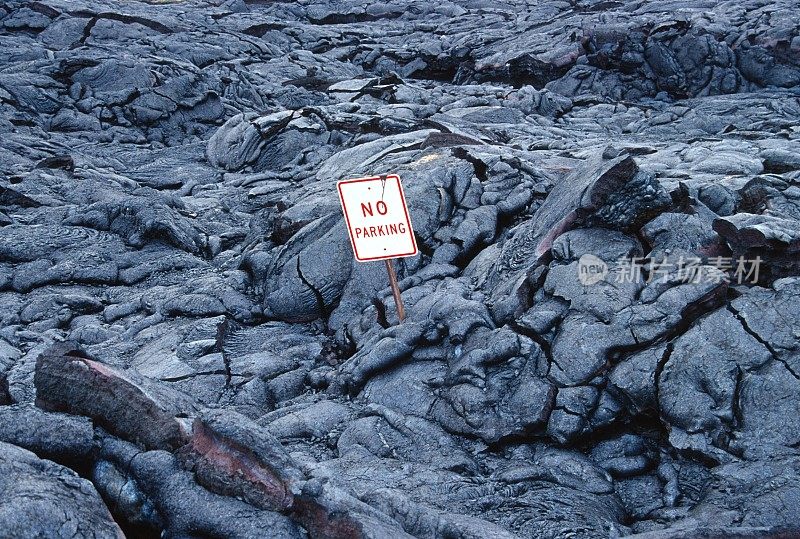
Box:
183, 409, 413, 538
34, 342, 196, 451
184, 409, 304, 512
98, 437, 304, 539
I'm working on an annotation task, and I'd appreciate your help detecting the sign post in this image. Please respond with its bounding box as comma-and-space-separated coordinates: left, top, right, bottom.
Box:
337, 174, 417, 322
384, 259, 405, 321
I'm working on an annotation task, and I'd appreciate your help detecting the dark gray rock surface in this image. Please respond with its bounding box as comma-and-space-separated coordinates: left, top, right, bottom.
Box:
0, 440, 123, 538
0, 0, 799, 537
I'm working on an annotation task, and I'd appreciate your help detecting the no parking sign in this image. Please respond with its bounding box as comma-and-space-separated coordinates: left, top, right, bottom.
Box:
337, 174, 417, 321
337, 174, 417, 262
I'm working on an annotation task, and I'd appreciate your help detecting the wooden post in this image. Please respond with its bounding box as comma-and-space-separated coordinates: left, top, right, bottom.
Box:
384, 259, 405, 322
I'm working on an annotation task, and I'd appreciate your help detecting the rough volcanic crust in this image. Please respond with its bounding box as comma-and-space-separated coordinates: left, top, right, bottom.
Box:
0, 0, 799, 537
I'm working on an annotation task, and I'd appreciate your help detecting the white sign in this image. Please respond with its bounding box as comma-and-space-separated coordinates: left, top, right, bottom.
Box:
337, 174, 417, 262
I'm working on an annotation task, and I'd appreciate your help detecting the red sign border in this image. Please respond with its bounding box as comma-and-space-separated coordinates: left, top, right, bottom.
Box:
337, 174, 418, 262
